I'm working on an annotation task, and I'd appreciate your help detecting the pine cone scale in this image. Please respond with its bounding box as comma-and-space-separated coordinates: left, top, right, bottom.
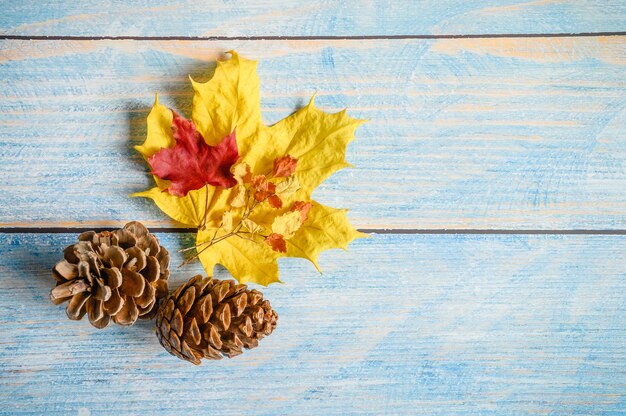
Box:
87, 299, 104, 322
177, 286, 195, 316
187, 318, 201, 345
103, 289, 123, 315
136, 283, 156, 308
161, 298, 175, 321
66, 291, 89, 320
143, 257, 160, 282
114, 296, 138, 325
120, 269, 145, 298
50, 279, 88, 300
91, 281, 111, 301
102, 268, 122, 288
170, 309, 184, 336
53, 260, 79, 281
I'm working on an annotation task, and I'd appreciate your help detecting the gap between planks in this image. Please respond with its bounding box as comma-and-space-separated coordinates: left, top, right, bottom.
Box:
2, 32, 626, 41
0, 228, 625, 235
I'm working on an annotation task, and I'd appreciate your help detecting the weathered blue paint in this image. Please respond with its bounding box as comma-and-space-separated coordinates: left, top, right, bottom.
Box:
0, 233, 624, 414
1, 1, 625, 36
0, 39, 624, 229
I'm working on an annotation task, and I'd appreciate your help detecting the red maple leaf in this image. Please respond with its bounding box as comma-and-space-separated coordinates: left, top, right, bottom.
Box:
273, 155, 298, 177
265, 233, 287, 253
148, 112, 239, 196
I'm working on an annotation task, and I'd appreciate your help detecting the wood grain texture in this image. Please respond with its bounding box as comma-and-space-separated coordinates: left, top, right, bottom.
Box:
0, 233, 624, 414
1, 0, 625, 37
1, 38, 625, 229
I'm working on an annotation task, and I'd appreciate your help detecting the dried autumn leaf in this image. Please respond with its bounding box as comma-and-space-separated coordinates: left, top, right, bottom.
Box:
251, 175, 276, 202
268, 195, 282, 209
273, 155, 298, 177
229, 185, 247, 208
134, 51, 365, 285
232, 161, 252, 184
265, 233, 287, 253
148, 112, 239, 196
242, 218, 263, 235
275, 176, 300, 197
271, 210, 303, 239
291, 201, 312, 223
222, 210, 235, 232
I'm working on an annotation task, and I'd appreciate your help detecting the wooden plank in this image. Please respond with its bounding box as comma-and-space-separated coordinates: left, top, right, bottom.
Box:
1, 38, 625, 230
0, 232, 624, 414
1, 1, 625, 37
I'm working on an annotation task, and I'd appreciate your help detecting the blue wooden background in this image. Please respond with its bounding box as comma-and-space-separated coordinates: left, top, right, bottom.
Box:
1, 2, 625, 415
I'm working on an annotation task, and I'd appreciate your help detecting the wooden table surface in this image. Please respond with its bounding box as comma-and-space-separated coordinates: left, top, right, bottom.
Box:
1, 2, 625, 415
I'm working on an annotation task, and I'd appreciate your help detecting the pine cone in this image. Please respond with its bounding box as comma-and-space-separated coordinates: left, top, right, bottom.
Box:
156, 275, 278, 364
50, 221, 170, 328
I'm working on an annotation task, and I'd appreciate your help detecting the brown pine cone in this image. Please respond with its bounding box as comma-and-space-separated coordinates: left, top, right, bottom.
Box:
156, 275, 278, 365
50, 221, 170, 328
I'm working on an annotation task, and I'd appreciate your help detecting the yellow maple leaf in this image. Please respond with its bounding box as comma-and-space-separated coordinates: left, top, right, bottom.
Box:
133, 51, 366, 285
286, 202, 367, 271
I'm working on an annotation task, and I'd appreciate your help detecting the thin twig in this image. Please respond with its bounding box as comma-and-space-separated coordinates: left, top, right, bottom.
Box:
235, 233, 261, 244
179, 177, 271, 265
178, 229, 231, 253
